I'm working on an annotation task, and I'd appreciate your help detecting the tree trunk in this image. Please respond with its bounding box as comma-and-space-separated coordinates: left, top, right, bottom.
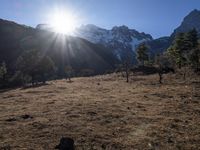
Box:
125, 63, 129, 83
159, 72, 162, 84
183, 67, 186, 80
42, 74, 46, 84
126, 71, 129, 83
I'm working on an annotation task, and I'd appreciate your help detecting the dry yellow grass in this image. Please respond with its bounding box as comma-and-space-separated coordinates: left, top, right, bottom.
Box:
0, 73, 200, 150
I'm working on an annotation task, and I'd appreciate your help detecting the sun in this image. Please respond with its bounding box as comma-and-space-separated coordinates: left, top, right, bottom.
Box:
50, 11, 77, 34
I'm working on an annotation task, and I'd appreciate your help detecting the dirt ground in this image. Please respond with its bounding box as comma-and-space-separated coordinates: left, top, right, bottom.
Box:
0, 73, 200, 150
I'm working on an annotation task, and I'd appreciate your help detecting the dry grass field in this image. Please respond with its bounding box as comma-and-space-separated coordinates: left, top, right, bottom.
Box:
0, 73, 200, 150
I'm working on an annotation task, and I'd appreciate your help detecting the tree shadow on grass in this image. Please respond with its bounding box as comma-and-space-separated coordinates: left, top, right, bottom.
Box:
0, 87, 19, 93
66, 80, 74, 83
21, 83, 49, 90
0, 83, 49, 93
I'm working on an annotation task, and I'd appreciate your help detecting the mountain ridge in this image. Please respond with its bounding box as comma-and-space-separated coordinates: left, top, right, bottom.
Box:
172, 9, 200, 37
1, 9, 200, 74
0, 19, 118, 76
74, 24, 153, 62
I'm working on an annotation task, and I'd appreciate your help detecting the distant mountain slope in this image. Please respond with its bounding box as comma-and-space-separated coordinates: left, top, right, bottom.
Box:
1, 9, 200, 74
148, 9, 200, 55
0, 19, 35, 69
172, 9, 200, 37
75, 25, 153, 62
0, 19, 118, 75
146, 36, 171, 56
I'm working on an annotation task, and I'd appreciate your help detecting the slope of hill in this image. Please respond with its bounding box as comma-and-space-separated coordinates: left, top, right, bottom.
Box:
0, 19, 35, 69
0, 73, 199, 149
0, 19, 119, 75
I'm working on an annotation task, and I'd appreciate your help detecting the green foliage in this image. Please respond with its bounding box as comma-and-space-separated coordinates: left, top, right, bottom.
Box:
136, 43, 149, 66
187, 30, 200, 70
190, 45, 200, 70
167, 29, 199, 70
185, 29, 198, 48
16, 49, 40, 76
16, 49, 56, 84
0, 62, 7, 80
0, 62, 7, 87
155, 53, 172, 68
64, 65, 74, 81
80, 69, 94, 77
37, 56, 56, 83
0, 19, 119, 85
168, 33, 187, 68
9, 71, 25, 86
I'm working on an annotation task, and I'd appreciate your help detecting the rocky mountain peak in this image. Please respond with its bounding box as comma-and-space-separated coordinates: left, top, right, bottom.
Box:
112, 25, 129, 32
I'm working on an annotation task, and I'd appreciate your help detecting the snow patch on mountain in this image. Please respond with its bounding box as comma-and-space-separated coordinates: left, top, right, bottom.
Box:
36, 23, 153, 62
75, 24, 153, 61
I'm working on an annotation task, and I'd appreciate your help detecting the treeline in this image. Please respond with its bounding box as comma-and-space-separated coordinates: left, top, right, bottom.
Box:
0, 49, 97, 89
0, 19, 119, 89
119, 29, 200, 83
168, 29, 200, 72
1, 29, 200, 88
0, 49, 53, 88
138, 29, 199, 71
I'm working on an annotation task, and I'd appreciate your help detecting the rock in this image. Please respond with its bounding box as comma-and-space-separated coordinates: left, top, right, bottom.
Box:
55, 137, 74, 150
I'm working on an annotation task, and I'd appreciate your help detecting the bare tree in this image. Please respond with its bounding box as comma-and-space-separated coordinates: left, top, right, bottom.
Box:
64, 65, 73, 81
122, 50, 132, 83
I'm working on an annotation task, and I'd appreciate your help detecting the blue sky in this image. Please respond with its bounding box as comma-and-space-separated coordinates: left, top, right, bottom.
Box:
0, 0, 200, 38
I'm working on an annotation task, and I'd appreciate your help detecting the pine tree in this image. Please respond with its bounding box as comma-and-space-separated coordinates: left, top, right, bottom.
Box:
185, 29, 200, 71
136, 43, 149, 66
64, 65, 73, 81
185, 29, 198, 49
16, 49, 55, 85
190, 42, 200, 71
37, 56, 56, 83
122, 50, 132, 83
168, 29, 200, 77
168, 33, 187, 69
0, 62, 7, 83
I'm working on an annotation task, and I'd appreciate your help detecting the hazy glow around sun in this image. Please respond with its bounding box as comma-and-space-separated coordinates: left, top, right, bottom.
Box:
50, 10, 78, 34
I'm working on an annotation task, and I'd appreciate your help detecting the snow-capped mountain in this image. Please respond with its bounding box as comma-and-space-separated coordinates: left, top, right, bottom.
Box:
35, 9, 200, 63
75, 24, 153, 61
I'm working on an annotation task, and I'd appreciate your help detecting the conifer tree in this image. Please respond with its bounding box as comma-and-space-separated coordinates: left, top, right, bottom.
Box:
16, 49, 55, 85
0, 62, 7, 83
136, 43, 149, 66
185, 29, 200, 71
168, 33, 187, 69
